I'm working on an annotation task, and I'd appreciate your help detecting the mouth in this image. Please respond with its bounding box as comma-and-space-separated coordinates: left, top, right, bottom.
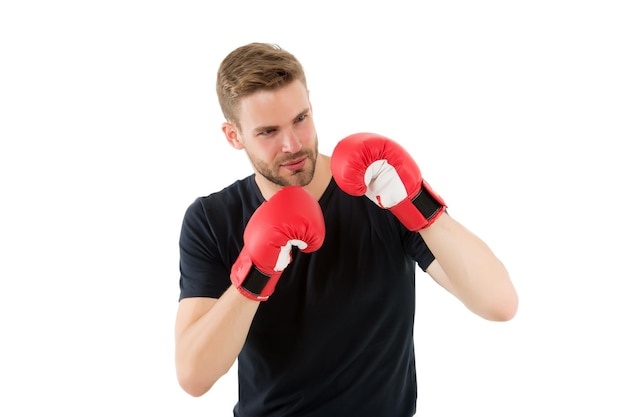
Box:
280, 157, 307, 171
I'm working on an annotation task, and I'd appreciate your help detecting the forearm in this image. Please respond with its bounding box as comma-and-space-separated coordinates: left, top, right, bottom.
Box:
175, 286, 260, 396
420, 212, 518, 321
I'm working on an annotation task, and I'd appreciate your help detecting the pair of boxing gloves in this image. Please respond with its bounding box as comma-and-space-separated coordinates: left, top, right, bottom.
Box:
231, 133, 447, 301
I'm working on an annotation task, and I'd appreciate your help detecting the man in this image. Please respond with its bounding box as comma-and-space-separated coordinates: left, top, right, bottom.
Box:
175, 42, 518, 417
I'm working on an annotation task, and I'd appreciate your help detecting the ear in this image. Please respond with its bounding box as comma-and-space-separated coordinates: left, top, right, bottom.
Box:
222, 122, 244, 150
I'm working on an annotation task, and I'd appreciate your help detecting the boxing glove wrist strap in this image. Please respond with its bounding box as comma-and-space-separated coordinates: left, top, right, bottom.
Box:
391, 183, 447, 231
412, 187, 445, 221
239, 267, 271, 299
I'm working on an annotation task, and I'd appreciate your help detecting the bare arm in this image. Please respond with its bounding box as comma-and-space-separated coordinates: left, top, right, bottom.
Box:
420, 212, 518, 321
174, 286, 260, 397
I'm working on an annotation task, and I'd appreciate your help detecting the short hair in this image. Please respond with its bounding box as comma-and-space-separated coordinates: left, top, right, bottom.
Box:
216, 42, 307, 127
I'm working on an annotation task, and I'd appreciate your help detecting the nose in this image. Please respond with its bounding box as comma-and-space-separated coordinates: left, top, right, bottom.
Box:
281, 129, 302, 153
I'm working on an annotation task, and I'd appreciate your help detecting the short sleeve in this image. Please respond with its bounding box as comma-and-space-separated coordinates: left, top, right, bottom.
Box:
404, 229, 436, 272
178, 198, 231, 300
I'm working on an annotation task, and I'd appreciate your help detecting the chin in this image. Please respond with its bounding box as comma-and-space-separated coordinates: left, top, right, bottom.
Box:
274, 167, 314, 187
280, 176, 310, 188
293, 170, 315, 187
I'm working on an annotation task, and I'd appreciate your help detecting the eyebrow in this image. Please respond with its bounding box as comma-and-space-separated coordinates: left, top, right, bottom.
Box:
253, 108, 310, 134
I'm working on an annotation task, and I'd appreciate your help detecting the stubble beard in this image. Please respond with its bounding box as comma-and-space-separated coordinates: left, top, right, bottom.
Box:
249, 143, 319, 188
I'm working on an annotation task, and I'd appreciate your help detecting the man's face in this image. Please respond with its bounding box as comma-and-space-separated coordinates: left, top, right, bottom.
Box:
225, 80, 318, 187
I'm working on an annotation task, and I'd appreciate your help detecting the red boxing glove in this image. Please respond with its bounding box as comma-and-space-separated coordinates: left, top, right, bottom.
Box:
331, 132, 446, 231
231, 186, 326, 301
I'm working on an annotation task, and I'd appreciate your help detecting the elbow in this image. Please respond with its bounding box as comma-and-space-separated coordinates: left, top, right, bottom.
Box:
480, 266, 519, 322
180, 382, 212, 398
177, 375, 214, 398
487, 301, 517, 322
482, 289, 519, 322
176, 366, 219, 398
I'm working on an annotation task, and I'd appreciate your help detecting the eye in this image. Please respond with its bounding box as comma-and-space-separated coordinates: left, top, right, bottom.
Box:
258, 128, 276, 137
295, 114, 307, 123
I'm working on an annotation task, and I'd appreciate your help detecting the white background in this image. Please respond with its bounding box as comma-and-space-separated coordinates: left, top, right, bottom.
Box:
1, 1, 625, 416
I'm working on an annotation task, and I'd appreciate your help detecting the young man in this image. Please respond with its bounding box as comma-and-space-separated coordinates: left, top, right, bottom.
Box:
175, 42, 518, 417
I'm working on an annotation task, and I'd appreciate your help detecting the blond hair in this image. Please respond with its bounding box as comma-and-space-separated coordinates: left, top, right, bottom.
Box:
216, 43, 307, 127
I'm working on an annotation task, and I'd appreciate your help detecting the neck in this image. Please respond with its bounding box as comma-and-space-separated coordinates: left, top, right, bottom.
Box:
305, 153, 332, 200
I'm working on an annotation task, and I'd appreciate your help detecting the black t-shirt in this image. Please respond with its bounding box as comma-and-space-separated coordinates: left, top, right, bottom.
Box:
179, 175, 435, 417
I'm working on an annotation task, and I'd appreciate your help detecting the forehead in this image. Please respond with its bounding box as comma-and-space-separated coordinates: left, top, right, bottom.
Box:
238, 81, 309, 129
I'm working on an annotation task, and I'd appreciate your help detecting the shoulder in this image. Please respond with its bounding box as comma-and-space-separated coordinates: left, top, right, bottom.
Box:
181, 175, 262, 233
187, 175, 260, 214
